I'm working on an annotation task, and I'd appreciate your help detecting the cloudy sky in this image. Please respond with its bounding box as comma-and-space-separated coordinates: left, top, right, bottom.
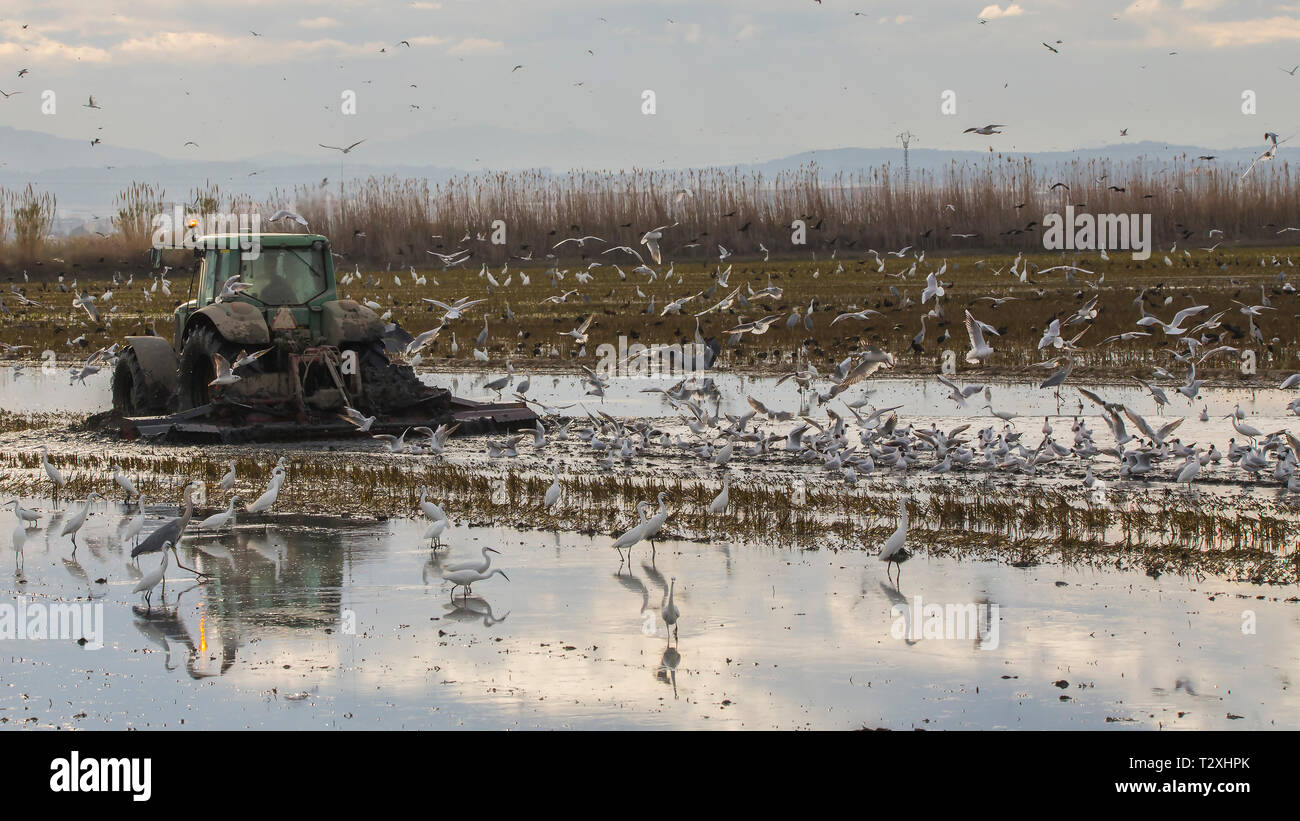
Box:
0, 0, 1297, 168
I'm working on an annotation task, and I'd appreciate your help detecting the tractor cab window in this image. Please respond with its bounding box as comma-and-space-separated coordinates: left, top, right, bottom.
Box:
210, 246, 328, 305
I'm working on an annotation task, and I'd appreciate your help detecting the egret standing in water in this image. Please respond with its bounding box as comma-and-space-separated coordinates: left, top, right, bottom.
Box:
1226, 414, 1263, 443
708, 475, 730, 515
40, 445, 65, 502
544, 466, 562, 509
418, 487, 446, 522
60, 492, 103, 554
661, 576, 680, 645
4, 499, 40, 528
196, 496, 241, 532
244, 467, 284, 514
878, 497, 910, 585
444, 546, 500, 575
133, 542, 171, 611
423, 517, 449, 548
442, 566, 508, 600
120, 495, 146, 547
612, 501, 652, 559
643, 492, 671, 558
111, 465, 138, 501
218, 460, 237, 492
11, 518, 24, 571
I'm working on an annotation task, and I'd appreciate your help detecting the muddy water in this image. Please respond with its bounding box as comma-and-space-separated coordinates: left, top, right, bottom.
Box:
1, 501, 1296, 730
3, 362, 1294, 446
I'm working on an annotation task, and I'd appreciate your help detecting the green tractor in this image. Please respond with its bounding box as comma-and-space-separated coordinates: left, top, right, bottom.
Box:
113, 233, 534, 441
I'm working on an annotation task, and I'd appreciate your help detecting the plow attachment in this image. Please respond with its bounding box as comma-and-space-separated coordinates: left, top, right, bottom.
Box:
118, 395, 538, 443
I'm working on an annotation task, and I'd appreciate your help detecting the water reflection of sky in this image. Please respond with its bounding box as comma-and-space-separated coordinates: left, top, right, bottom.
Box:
1, 505, 1295, 730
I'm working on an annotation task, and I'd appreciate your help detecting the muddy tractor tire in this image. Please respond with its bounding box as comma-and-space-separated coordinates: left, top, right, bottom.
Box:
354, 342, 450, 414
112, 347, 171, 416
176, 325, 240, 411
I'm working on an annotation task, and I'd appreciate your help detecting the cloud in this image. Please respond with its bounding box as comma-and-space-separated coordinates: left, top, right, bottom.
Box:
1187, 16, 1300, 46
112, 31, 382, 62
448, 37, 504, 55
299, 17, 341, 30
979, 3, 1025, 19
1124, 0, 1300, 47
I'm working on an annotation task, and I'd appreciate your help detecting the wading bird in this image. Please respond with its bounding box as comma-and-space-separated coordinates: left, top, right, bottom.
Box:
878, 498, 910, 585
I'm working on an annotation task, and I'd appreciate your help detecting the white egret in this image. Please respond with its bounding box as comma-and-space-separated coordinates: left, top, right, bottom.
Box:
40, 445, 65, 499
878, 498, 910, 584
544, 466, 562, 509
612, 501, 653, 558
196, 496, 241, 531
111, 465, 138, 500
423, 517, 449, 547
443, 566, 509, 599
218, 460, 237, 491
4, 499, 40, 527
1226, 414, 1263, 442
418, 487, 446, 522
60, 492, 103, 553
661, 576, 680, 645
133, 544, 171, 610
643, 491, 671, 557
244, 468, 284, 513
10, 519, 24, 570
120, 495, 146, 546
444, 546, 500, 575
708, 475, 730, 515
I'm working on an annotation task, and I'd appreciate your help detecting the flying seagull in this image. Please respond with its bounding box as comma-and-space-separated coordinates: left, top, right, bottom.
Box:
267, 209, 309, 228
319, 139, 366, 154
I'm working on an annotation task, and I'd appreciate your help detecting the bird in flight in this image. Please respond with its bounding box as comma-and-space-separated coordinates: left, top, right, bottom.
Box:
512, 64, 524, 72
964, 124, 1004, 135
83, 95, 101, 109
1283, 65, 1299, 76
268, 209, 309, 228
319, 139, 366, 154
0, 89, 20, 98
1042, 42, 1059, 53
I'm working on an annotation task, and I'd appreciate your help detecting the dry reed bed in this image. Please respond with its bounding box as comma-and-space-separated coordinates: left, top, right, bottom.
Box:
2, 446, 1294, 582
5, 157, 1300, 268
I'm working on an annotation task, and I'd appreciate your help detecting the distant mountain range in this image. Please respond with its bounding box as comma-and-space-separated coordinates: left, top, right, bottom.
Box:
0, 125, 1288, 221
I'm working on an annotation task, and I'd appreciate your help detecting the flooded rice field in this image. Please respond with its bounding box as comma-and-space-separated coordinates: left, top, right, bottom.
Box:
3, 506, 1297, 730
2, 364, 1299, 730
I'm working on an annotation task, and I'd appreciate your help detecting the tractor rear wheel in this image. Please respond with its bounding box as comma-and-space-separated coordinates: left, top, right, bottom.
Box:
112, 347, 170, 416
176, 326, 238, 411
